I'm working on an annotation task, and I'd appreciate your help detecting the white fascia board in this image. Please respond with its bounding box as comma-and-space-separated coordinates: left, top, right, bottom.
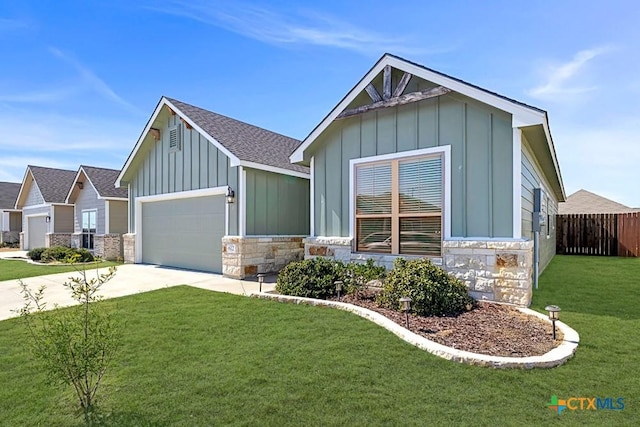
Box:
102, 197, 129, 202
14, 168, 34, 209
239, 161, 310, 180
512, 128, 522, 239
116, 97, 242, 188
290, 54, 547, 163
65, 168, 84, 204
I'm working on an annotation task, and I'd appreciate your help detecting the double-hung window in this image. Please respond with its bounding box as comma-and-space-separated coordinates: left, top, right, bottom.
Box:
355, 153, 443, 256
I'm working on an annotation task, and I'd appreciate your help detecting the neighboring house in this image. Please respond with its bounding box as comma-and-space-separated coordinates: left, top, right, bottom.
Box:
558, 189, 639, 214
290, 53, 565, 306
15, 166, 76, 250
66, 166, 129, 260
116, 97, 309, 277
0, 182, 22, 245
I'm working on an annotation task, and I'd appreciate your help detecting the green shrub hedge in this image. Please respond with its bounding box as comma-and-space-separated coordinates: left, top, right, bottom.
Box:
276, 258, 386, 299
29, 246, 95, 263
377, 258, 474, 317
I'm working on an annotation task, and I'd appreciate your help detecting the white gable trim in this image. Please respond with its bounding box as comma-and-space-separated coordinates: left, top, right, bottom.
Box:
239, 161, 310, 179
291, 54, 547, 164
116, 97, 241, 188
15, 168, 37, 209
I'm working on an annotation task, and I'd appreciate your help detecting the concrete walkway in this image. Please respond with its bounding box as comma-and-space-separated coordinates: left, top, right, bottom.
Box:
0, 258, 276, 321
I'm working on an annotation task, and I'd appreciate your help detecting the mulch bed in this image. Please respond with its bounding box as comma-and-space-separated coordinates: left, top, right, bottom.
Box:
333, 290, 562, 357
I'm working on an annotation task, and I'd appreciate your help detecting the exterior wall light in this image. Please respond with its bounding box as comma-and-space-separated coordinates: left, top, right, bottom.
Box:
545, 305, 561, 340
45, 216, 51, 223
226, 187, 235, 204
334, 280, 343, 301
257, 273, 264, 293
400, 297, 412, 329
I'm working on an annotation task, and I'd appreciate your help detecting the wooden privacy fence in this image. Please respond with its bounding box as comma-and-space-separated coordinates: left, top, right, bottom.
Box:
556, 213, 640, 257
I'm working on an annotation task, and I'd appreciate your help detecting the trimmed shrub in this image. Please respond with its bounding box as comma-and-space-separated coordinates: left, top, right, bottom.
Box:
343, 259, 386, 296
276, 257, 345, 299
27, 247, 46, 261
377, 258, 474, 317
39, 246, 95, 263
41, 246, 74, 263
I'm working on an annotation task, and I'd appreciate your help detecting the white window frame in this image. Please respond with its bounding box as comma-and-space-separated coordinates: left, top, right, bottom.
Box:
349, 146, 451, 249
81, 209, 97, 250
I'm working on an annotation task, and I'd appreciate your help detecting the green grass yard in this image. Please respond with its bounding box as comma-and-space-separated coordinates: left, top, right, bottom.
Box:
0, 255, 638, 426
0, 259, 120, 282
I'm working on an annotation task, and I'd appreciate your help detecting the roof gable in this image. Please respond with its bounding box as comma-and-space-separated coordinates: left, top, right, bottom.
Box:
117, 97, 309, 186
559, 189, 638, 214
67, 166, 128, 203
291, 53, 550, 164
16, 166, 76, 207
0, 181, 21, 210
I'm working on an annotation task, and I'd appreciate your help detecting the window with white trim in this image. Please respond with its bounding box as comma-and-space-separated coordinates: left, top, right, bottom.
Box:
355, 154, 443, 256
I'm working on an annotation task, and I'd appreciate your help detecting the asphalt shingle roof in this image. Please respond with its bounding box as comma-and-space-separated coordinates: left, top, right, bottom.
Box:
29, 166, 77, 204
81, 166, 128, 198
0, 182, 21, 210
165, 97, 309, 174
558, 189, 639, 214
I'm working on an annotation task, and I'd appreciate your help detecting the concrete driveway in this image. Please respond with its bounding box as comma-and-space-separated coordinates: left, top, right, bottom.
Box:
0, 258, 276, 321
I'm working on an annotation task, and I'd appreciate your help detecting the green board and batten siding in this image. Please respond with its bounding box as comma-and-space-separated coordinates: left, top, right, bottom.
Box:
127, 110, 239, 235
311, 88, 513, 239
245, 169, 309, 235
521, 135, 558, 272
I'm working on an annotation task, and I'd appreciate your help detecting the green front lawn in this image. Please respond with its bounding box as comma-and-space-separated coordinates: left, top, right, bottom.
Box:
0, 255, 638, 426
0, 259, 121, 282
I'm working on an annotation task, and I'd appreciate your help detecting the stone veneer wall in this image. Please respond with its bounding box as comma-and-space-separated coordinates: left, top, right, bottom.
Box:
303, 237, 534, 306
442, 240, 534, 306
1, 231, 19, 244
94, 234, 122, 261
222, 236, 305, 279
123, 233, 135, 263
70, 233, 82, 249
19, 232, 24, 250
46, 233, 72, 248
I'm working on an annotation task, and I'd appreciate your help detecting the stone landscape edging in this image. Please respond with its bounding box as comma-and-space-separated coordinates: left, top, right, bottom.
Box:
250, 292, 580, 369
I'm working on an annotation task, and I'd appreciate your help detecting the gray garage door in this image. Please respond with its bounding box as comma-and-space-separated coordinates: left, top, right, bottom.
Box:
28, 216, 47, 250
141, 195, 225, 273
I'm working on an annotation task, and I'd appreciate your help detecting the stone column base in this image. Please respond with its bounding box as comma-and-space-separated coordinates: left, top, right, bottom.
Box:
222, 236, 305, 279
46, 233, 72, 248
94, 234, 122, 261
123, 233, 135, 263
442, 240, 534, 306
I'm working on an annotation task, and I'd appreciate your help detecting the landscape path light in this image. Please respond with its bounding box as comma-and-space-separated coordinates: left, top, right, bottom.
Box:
257, 274, 264, 293
334, 280, 343, 301
400, 297, 412, 329
545, 305, 561, 340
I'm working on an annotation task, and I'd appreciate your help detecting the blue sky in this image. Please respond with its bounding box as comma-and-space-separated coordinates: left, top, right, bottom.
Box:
1, 1, 638, 206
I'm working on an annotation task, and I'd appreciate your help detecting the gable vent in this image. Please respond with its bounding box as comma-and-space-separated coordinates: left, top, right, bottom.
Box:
169, 124, 182, 152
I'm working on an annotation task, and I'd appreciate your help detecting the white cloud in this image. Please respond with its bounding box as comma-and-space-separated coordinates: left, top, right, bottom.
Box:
144, 1, 432, 56
528, 47, 611, 99
48, 47, 143, 115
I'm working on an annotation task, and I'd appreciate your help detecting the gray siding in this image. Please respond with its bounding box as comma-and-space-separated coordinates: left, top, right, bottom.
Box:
311, 86, 513, 238
25, 182, 44, 206
127, 110, 239, 234
54, 205, 74, 233
108, 200, 128, 234
521, 136, 558, 272
245, 169, 309, 235
74, 185, 104, 234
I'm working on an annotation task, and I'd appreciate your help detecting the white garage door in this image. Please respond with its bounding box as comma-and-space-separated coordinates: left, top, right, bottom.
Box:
28, 216, 47, 250
141, 195, 225, 273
